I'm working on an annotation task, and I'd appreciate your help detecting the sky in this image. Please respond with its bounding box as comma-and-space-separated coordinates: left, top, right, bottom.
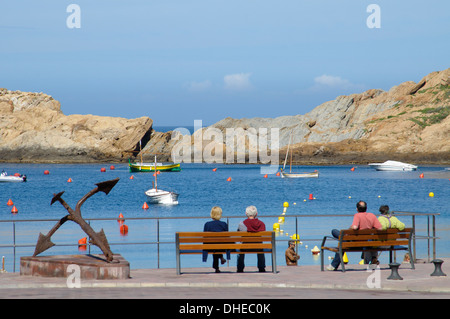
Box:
1, 1, 449, 126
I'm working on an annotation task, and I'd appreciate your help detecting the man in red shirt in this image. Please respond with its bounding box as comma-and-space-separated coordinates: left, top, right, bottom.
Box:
328, 201, 382, 270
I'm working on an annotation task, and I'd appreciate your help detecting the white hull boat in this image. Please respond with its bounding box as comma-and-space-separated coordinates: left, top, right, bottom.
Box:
144, 156, 179, 205
0, 172, 27, 183
281, 171, 319, 178
368, 160, 418, 171
280, 130, 319, 178
145, 188, 179, 205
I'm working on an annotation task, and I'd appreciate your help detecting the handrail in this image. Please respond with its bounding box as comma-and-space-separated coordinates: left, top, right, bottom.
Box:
0, 211, 440, 272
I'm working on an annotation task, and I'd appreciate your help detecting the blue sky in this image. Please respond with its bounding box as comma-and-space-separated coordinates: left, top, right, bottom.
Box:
1, 1, 449, 126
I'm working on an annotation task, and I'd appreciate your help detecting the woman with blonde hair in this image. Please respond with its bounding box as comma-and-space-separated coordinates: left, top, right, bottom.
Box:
203, 206, 228, 272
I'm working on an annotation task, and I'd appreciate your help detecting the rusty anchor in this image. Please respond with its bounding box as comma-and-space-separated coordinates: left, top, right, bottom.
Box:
33, 178, 120, 263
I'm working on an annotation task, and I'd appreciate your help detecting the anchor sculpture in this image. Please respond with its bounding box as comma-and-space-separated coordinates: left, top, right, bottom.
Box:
33, 178, 120, 263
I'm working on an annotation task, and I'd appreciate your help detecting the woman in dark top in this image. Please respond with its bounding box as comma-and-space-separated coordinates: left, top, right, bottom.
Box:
203, 206, 228, 272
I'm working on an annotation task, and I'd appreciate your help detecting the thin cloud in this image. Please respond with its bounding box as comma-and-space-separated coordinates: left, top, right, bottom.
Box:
223, 73, 253, 91
304, 74, 366, 93
183, 80, 212, 92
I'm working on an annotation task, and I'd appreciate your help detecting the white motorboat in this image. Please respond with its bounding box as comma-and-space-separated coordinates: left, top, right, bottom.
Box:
144, 156, 179, 205
368, 160, 418, 171
0, 171, 27, 182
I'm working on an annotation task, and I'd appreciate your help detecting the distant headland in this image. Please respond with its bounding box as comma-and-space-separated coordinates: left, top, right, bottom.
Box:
1, 68, 449, 165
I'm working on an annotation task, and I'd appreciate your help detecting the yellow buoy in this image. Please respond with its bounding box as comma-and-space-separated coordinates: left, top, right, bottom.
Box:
273, 223, 280, 231
343, 252, 349, 264
278, 216, 285, 223
283, 202, 289, 208
429, 192, 435, 197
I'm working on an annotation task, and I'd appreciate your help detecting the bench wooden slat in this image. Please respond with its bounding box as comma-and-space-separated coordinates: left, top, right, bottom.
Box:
178, 231, 273, 238
320, 228, 414, 272
178, 237, 272, 243
180, 243, 273, 250
176, 231, 277, 275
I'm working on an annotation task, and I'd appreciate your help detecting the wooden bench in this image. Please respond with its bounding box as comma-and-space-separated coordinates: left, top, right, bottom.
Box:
320, 228, 414, 272
175, 231, 277, 275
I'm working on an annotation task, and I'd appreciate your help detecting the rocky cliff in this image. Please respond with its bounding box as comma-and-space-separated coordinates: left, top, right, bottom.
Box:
157, 68, 449, 165
0, 89, 153, 163
1, 68, 449, 165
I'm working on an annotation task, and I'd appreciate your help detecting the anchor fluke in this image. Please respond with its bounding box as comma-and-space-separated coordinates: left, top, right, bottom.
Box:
33, 233, 55, 256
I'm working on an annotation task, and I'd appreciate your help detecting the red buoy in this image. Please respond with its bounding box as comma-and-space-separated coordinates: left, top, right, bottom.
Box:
226, 177, 232, 182
120, 224, 129, 235
309, 194, 314, 200
7, 199, 13, 206
100, 167, 106, 172
110, 165, 115, 170
11, 205, 18, 214
44, 170, 50, 175
142, 202, 149, 209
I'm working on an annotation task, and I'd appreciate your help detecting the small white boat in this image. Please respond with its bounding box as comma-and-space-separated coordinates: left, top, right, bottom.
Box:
281, 171, 319, 178
144, 156, 179, 205
368, 160, 418, 171
145, 188, 179, 205
280, 130, 319, 178
0, 171, 27, 183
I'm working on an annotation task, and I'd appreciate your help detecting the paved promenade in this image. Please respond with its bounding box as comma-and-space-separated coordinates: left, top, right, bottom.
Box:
1, 259, 449, 299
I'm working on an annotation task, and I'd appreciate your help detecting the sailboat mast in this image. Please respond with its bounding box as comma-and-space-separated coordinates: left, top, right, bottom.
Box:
154, 155, 158, 191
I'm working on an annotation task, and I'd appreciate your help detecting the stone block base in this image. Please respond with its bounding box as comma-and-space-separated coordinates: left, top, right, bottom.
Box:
20, 254, 130, 280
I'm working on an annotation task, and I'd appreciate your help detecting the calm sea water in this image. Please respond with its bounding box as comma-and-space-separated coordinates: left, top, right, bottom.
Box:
1, 163, 449, 272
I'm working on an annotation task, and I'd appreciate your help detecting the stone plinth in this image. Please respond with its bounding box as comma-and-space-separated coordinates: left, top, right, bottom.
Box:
20, 254, 130, 280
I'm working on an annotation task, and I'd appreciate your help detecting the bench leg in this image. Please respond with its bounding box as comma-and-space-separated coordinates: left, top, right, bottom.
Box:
320, 249, 324, 271
339, 250, 346, 272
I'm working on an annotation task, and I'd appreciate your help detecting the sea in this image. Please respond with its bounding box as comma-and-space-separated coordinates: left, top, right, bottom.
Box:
1, 160, 449, 273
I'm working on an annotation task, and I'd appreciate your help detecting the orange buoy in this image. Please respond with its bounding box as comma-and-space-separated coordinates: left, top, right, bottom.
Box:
129, 175, 134, 180
44, 170, 50, 175
7, 199, 13, 206
276, 172, 280, 176
78, 237, 87, 251
263, 174, 268, 178
120, 224, 129, 235
11, 205, 18, 214
67, 178, 72, 183
350, 167, 355, 171
419, 173, 424, 178
309, 193, 314, 200
110, 165, 115, 170
212, 168, 217, 172
117, 213, 125, 223
226, 177, 232, 182
142, 202, 149, 209
100, 167, 106, 172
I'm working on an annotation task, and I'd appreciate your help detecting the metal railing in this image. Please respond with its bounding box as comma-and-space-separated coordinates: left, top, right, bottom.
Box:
0, 211, 440, 272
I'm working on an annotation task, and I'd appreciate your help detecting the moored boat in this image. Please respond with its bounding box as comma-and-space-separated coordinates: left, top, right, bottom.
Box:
0, 171, 27, 183
129, 159, 181, 172
368, 160, 418, 171
281, 171, 319, 178
144, 156, 179, 205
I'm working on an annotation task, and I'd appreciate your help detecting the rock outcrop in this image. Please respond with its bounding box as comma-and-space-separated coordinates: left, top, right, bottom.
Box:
0, 89, 153, 163
1, 68, 449, 165
156, 68, 450, 165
